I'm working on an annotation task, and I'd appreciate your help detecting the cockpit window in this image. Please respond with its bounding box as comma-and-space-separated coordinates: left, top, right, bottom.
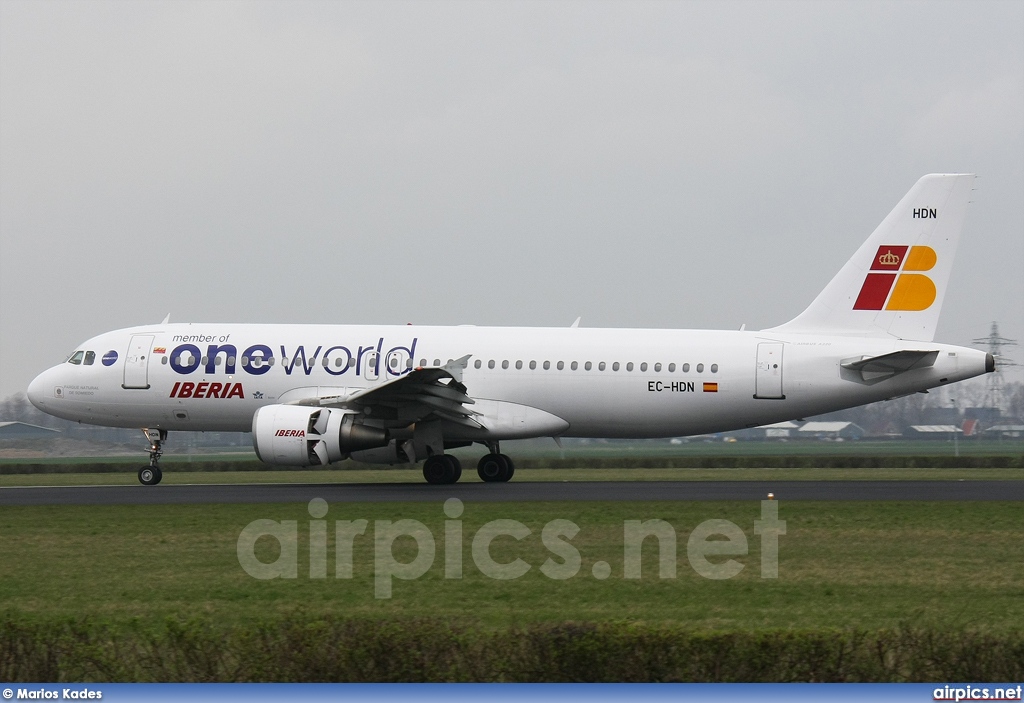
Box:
84, 351, 96, 365
67, 351, 84, 365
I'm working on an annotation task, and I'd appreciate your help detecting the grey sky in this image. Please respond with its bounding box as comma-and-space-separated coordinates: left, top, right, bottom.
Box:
1, 0, 1022, 399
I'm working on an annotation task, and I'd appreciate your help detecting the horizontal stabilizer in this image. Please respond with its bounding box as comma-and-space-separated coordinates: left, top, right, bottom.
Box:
840, 350, 938, 383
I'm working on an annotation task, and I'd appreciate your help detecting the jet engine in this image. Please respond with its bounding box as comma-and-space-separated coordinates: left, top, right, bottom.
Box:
252, 405, 388, 466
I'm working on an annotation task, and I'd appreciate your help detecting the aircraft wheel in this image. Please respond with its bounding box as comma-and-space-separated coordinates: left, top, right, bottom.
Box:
497, 454, 515, 482
477, 454, 508, 482
138, 466, 162, 486
448, 455, 463, 483
423, 455, 458, 485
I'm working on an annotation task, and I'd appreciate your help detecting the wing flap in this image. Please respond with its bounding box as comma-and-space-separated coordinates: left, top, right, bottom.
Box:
293, 355, 478, 428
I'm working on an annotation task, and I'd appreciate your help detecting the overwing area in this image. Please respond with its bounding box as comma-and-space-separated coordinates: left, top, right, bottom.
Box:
287, 355, 481, 429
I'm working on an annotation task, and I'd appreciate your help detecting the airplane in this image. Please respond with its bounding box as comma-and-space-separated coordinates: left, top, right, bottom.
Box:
27, 174, 994, 486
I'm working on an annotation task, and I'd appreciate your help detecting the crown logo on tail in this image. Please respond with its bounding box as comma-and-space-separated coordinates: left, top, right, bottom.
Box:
878, 250, 900, 266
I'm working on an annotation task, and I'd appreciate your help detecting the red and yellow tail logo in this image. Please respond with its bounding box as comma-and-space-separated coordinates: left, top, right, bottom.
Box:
853, 245, 937, 311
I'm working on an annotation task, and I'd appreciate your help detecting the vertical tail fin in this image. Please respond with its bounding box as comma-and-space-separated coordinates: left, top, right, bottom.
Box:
767, 173, 975, 341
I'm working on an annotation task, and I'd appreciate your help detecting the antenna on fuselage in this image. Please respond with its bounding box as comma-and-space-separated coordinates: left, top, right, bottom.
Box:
160, 313, 170, 324
570, 317, 581, 328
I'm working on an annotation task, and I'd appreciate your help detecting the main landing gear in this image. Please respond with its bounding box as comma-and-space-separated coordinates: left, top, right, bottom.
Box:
420, 444, 515, 485
138, 428, 166, 486
422, 454, 462, 485
476, 453, 515, 483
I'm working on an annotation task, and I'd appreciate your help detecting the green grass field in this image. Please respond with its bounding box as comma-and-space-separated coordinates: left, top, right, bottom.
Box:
1, 499, 1021, 632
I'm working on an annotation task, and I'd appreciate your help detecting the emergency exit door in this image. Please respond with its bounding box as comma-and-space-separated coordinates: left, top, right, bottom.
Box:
123, 335, 154, 389
754, 342, 785, 399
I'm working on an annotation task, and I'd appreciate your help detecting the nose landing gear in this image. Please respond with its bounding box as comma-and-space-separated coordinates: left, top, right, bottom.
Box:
138, 429, 166, 486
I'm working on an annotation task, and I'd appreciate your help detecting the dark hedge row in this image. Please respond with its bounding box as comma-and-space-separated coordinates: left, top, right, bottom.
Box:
1, 618, 1021, 682
2, 454, 1022, 474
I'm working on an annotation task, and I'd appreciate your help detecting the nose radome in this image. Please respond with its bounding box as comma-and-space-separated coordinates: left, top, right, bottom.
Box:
27, 368, 53, 410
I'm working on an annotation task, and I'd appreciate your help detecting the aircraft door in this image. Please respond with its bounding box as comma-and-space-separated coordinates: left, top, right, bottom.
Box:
754, 342, 785, 399
123, 334, 154, 389
362, 352, 379, 382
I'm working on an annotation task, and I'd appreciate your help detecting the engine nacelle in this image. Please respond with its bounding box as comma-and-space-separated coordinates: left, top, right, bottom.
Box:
252, 404, 388, 466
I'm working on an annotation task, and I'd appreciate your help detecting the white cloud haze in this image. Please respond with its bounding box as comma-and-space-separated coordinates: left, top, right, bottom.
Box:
1, 0, 1022, 398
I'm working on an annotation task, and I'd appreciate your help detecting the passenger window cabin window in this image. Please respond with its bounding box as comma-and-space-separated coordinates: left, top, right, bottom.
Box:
420, 359, 427, 367
201, 356, 209, 366
652, 363, 659, 372
407, 359, 413, 369
433, 359, 440, 366
612, 362, 620, 371
474, 360, 482, 369
584, 362, 591, 371
488, 360, 495, 369
711, 364, 719, 373
668, 363, 675, 372
390, 357, 399, 369
557, 361, 564, 370
84, 351, 96, 365
543, 361, 550, 370
571, 361, 578, 370
627, 362, 634, 372
161, 357, 168, 365
529, 361, 536, 370
682, 363, 690, 372
502, 360, 509, 369
516, 360, 523, 370
599, 362, 606, 371
696, 363, 704, 373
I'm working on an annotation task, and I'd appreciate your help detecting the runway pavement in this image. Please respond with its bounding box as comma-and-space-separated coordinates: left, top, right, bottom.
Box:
1, 480, 1022, 506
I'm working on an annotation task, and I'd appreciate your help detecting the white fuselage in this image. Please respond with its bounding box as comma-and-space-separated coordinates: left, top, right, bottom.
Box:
27, 323, 989, 440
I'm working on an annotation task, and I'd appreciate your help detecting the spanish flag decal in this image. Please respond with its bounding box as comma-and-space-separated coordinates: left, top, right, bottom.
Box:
703, 382, 719, 393
153, 347, 167, 354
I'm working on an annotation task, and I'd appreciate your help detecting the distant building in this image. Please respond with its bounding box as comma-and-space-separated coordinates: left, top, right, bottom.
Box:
904, 425, 962, 439
964, 407, 1001, 424
797, 421, 864, 440
733, 421, 802, 440
982, 423, 1024, 439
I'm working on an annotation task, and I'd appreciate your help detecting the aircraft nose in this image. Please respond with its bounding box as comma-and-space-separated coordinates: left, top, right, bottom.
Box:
27, 368, 55, 411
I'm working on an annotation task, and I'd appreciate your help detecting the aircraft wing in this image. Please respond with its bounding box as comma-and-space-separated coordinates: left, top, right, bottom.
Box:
287, 355, 482, 428
840, 350, 939, 382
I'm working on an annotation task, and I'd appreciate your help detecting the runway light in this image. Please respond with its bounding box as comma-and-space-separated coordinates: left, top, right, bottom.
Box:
767, 493, 775, 500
